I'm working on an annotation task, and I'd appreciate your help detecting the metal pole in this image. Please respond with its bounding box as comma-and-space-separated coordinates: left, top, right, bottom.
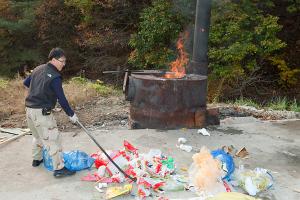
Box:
187, 0, 212, 76
76, 120, 137, 182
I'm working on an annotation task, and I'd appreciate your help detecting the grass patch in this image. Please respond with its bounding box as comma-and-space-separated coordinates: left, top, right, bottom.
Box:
290, 99, 300, 112
268, 97, 288, 111
69, 77, 119, 97
233, 98, 261, 109
232, 97, 300, 112
0, 78, 9, 89
0, 78, 26, 119
64, 76, 121, 107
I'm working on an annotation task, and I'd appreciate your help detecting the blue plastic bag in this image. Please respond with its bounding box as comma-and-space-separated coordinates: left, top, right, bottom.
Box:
63, 150, 95, 171
43, 149, 95, 171
43, 148, 54, 171
211, 149, 235, 180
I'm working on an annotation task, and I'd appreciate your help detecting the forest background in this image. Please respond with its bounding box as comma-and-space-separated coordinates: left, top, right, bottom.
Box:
0, 0, 299, 109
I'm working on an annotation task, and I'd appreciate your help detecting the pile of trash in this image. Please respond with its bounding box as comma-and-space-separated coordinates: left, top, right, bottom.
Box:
81, 140, 186, 199
48, 138, 274, 199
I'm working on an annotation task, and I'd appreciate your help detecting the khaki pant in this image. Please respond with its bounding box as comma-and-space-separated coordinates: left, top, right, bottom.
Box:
25, 107, 64, 170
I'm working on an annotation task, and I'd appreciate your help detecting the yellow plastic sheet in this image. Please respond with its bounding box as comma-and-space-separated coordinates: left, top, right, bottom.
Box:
105, 184, 132, 199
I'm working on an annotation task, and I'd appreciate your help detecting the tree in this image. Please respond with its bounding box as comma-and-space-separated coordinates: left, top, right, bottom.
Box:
0, 0, 41, 77
67, 0, 150, 79
128, 0, 186, 69
35, 0, 82, 75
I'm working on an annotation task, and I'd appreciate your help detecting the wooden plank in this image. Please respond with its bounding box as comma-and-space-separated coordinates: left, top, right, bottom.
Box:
0, 132, 27, 146
0, 128, 30, 135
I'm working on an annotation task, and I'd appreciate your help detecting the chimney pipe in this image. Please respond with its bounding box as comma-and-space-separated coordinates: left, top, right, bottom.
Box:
187, 0, 212, 76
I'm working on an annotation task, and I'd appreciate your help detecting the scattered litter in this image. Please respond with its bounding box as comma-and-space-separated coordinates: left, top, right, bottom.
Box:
97, 165, 106, 177
222, 145, 237, 155
162, 178, 185, 191
180, 167, 188, 172
282, 151, 297, 157
231, 165, 273, 196
179, 144, 193, 152
81, 173, 100, 182
80, 140, 277, 199
95, 185, 104, 193
178, 137, 187, 144
106, 184, 132, 199
222, 180, 233, 192
206, 192, 259, 200
162, 156, 175, 171
222, 145, 249, 159
197, 128, 210, 136
236, 147, 249, 158
211, 149, 235, 180
120, 120, 127, 126
188, 147, 226, 197
293, 188, 300, 193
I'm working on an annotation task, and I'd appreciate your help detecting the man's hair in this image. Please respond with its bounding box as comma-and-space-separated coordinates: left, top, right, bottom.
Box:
48, 47, 65, 60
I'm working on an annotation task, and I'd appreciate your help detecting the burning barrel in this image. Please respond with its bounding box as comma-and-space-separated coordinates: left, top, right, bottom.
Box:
126, 73, 218, 129
123, 0, 218, 129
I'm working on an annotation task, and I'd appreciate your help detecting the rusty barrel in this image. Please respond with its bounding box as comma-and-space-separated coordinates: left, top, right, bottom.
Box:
127, 73, 209, 129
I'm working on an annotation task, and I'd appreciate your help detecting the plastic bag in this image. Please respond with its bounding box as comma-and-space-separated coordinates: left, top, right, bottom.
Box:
162, 178, 185, 192
232, 166, 273, 196
211, 149, 235, 180
43, 149, 94, 171
188, 147, 225, 195
43, 148, 54, 171
162, 156, 175, 170
63, 150, 95, 171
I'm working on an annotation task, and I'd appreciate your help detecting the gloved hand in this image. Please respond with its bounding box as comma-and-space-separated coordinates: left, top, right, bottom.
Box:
69, 113, 78, 124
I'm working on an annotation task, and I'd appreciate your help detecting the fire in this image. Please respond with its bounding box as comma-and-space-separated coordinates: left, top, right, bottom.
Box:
165, 33, 189, 79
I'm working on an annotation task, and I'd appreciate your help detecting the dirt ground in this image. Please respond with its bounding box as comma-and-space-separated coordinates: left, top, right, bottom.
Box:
0, 95, 129, 131
0, 116, 299, 200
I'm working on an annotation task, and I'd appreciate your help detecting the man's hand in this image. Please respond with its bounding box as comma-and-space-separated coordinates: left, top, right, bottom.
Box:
69, 113, 78, 124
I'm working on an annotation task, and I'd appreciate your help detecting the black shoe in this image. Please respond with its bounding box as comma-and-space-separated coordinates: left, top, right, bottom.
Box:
53, 167, 76, 178
32, 159, 43, 167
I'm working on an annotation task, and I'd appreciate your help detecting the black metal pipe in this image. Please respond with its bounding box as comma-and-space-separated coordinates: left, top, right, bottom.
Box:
187, 0, 212, 76
76, 120, 137, 182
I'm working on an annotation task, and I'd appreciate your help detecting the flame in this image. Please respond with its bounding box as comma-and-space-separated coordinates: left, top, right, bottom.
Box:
165, 32, 189, 79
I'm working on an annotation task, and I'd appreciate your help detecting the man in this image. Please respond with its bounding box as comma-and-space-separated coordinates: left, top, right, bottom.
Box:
24, 47, 78, 177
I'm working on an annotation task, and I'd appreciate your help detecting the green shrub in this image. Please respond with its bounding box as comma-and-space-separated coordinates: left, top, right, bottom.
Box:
128, 0, 186, 69
209, 0, 286, 80
269, 56, 300, 86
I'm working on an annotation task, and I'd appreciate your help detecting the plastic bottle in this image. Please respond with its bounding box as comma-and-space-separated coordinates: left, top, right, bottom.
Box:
179, 144, 193, 152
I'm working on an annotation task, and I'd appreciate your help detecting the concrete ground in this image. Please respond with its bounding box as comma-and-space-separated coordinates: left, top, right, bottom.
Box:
0, 116, 299, 200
